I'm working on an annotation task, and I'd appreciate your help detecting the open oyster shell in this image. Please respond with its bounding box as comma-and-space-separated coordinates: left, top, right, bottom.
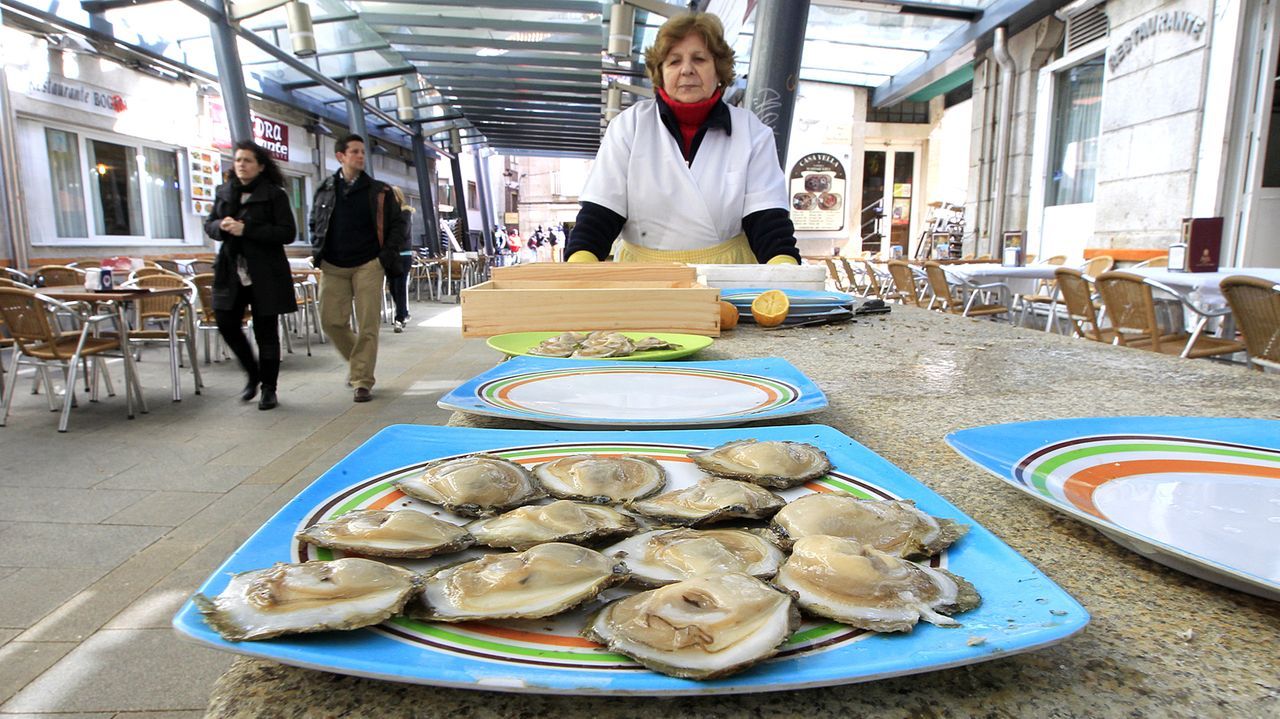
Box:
396, 454, 545, 518
533, 454, 667, 504
295, 509, 474, 559
604, 528, 784, 587
770, 494, 968, 559
773, 535, 981, 633
528, 332, 588, 358
689, 439, 833, 489
627, 479, 786, 526
411, 542, 628, 622
194, 558, 421, 642
571, 332, 635, 358
466, 500, 640, 550
583, 572, 800, 680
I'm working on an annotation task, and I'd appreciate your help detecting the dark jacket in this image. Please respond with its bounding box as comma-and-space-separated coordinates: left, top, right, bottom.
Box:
308, 171, 405, 273
203, 181, 299, 315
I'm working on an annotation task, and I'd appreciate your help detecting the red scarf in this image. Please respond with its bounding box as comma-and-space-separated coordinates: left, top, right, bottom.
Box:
658, 88, 723, 156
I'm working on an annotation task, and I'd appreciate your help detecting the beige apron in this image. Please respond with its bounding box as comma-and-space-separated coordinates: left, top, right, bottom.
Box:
615, 234, 757, 264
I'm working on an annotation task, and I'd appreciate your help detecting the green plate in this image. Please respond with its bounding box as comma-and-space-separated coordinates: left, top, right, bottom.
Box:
485, 331, 714, 361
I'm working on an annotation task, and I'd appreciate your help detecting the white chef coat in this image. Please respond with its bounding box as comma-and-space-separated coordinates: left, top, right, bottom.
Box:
579, 98, 790, 252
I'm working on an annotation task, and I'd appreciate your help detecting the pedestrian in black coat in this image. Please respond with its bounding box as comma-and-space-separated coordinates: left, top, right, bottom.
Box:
203, 140, 298, 410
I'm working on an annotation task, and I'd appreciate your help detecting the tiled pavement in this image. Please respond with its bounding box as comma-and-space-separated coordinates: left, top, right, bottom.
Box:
0, 299, 495, 717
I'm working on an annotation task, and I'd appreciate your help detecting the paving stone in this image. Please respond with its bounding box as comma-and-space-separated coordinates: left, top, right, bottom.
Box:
0, 641, 76, 706
0, 568, 109, 629
0, 524, 168, 570
101, 492, 217, 527
1, 629, 231, 713
17, 537, 201, 643
113, 712, 205, 719
162, 484, 279, 545
0, 487, 151, 524
0, 713, 112, 719
0, 628, 18, 648
93, 463, 256, 494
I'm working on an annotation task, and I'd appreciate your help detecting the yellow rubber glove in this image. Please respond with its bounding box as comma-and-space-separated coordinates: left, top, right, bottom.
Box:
766, 255, 799, 265
567, 251, 599, 263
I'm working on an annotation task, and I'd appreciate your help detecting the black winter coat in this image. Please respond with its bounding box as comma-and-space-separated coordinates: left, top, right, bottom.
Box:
308, 171, 405, 273
203, 181, 299, 315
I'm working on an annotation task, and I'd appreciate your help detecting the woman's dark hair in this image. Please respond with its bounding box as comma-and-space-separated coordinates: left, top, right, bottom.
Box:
233, 140, 285, 187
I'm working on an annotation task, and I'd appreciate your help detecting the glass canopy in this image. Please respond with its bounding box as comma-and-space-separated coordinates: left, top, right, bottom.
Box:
1, 0, 1021, 156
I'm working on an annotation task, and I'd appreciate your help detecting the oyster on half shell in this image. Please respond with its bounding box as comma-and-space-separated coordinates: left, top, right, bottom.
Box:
773, 535, 981, 633
411, 542, 627, 622
688, 439, 832, 489
604, 528, 784, 587
627, 479, 786, 526
194, 558, 420, 642
466, 500, 639, 550
295, 509, 474, 559
396, 454, 545, 518
583, 572, 800, 680
533, 454, 667, 504
770, 494, 968, 559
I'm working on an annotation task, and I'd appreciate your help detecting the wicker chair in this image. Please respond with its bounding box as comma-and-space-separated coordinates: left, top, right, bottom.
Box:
887, 260, 926, 307
1131, 255, 1169, 269
838, 257, 867, 294
1055, 268, 1119, 343
128, 267, 181, 282
1220, 275, 1280, 371
1016, 255, 1070, 328
0, 287, 138, 432
1081, 255, 1115, 279
32, 265, 85, 287
923, 262, 1010, 319
1095, 271, 1244, 359
822, 258, 850, 292
122, 274, 202, 401
190, 273, 227, 364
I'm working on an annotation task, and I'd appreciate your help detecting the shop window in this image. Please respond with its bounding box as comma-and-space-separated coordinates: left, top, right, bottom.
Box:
467, 181, 478, 207
88, 139, 144, 236
1046, 56, 1104, 206
142, 147, 183, 239
867, 101, 930, 124
44, 128, 88, 237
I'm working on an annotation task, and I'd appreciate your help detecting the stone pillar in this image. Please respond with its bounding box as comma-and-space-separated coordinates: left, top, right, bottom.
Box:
209, 4, 253, 144
411, 129, 441, 254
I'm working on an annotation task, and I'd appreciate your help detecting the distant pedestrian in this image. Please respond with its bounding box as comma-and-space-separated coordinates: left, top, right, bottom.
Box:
203, 140, 297, 411
308, 133, 406, 403
388, 186, 415, 332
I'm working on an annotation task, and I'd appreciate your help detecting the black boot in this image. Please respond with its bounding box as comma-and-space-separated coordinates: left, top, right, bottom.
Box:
240, 378, 259, 402
258, 387, 278, 410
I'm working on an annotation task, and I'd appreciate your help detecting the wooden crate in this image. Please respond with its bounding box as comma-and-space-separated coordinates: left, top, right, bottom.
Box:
460, 264, 720, 338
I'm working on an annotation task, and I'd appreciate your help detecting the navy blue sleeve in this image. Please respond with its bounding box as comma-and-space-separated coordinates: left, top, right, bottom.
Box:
564, 201, 627, 260
742, 208, 801, 263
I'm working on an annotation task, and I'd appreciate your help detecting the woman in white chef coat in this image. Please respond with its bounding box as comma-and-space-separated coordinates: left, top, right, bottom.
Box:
563, 12, 800, 265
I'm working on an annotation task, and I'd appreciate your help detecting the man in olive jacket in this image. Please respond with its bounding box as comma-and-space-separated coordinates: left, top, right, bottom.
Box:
309, 133, 405, 402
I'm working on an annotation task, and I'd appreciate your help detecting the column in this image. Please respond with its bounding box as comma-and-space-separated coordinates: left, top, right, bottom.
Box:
472, 150, 495, 255
743, 0, 810, 166
208, 2, 253, 144
411, 129, 441, 255
344, 77, 371, 176
0, 5, 28, 268
449, 131, 471, 251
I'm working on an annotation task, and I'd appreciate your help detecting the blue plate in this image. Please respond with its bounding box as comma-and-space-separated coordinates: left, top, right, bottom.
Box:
947, 416, 1280, 601
438, 356, 828, 428
720, 288, 858, 307
173, 424, 1088, 695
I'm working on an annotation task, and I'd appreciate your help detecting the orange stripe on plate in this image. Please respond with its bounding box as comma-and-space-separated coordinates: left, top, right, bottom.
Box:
513, 454, 695, 465
1064, 459, 1280, 518
368, 490, 406, 510
455, 621, 602, 648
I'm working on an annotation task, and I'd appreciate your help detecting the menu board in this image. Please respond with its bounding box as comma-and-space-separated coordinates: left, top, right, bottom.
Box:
188, 148, 221, 216
788, 153, 846, 232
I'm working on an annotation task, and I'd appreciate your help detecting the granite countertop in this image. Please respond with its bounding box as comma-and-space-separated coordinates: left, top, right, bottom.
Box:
205, 307, 1279, 718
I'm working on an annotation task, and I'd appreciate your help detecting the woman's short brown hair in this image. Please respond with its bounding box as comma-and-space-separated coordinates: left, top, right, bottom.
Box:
644, 12, 736, 91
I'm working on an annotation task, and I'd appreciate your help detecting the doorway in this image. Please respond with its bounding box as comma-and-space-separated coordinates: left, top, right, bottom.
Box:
859, 146, 919, 258
1238, 1, 1280, 268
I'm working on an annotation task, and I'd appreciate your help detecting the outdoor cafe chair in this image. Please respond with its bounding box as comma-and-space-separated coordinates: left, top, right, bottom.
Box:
1220, 275, 1280, 372
1015, 255, 1069, 329
1055, 267, 1121, 344
1081, 255, 1115, 280
190, 273, 228, 364
128, 267, 180, 282
153, 259, 184, 275
1095, 271, 1244, 360
1131, 255, 1170, 269
31, 265, 85, 287
2, 267, 32, 285
887, 260, 927, 307
0, 287, 138, 432
821, 258, 851, 292
838, 257, 868, 294
922, 261, 1010, 319
121, 274, 202, 401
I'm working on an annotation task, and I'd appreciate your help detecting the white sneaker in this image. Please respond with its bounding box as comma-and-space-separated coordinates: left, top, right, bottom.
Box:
393, 320, 405, 333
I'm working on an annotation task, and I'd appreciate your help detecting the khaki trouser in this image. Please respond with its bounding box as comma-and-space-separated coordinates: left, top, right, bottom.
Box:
319, 258, 383, 390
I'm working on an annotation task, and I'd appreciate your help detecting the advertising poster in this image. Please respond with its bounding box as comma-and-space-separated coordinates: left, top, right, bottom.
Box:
188, 148, 221, 216
788, 153, 846, 231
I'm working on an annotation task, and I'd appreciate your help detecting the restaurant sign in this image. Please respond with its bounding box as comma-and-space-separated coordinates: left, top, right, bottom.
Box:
788, 153, 846, 232
208, 99, 290, 161
1109, 11, 1206, 72
23, 75, 127, 117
